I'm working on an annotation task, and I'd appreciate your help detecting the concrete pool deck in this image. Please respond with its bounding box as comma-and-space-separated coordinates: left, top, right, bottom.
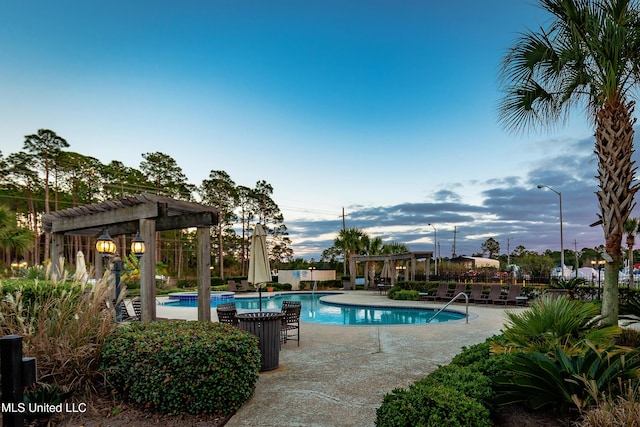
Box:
156, 291, 526, 427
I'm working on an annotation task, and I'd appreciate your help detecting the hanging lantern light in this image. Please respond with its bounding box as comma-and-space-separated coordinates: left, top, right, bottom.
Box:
96, 227, 117, 257
130, 231, 146, 259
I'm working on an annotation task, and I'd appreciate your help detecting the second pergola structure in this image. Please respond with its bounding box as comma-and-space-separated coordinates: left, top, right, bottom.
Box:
349, 251, 433, 288
41, 194, 219, 322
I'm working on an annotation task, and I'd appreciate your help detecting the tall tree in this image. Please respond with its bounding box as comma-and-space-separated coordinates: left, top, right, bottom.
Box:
5, 152, 41, 263
499, 0, 640, 326
251, 180, 292, 267
236, 185, 256, 275
199, 170, 238, 279
481, 237, 500, 259
23, 129, 68, 260
23, 129, 69, 215
100, 160, 150, 199
140, 152, 193, 199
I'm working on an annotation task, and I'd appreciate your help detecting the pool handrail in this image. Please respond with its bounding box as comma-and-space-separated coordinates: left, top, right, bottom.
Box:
427, 292, 469, 324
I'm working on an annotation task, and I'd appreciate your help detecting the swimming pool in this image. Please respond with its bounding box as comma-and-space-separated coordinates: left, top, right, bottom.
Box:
164, 292, 467, 325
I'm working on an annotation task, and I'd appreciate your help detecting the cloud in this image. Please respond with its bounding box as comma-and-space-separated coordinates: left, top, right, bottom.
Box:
287, 132, 640, 260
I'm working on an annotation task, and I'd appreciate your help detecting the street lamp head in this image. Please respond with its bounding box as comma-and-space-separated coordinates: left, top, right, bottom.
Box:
537, 184, 544, 189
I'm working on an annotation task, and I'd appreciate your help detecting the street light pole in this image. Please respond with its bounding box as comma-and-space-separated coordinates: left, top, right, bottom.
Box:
428, 223, 437, 276
537, 184, 564, 279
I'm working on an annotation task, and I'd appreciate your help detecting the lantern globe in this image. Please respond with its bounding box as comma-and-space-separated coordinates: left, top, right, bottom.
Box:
96, 228, 117, 256
131, 231, 145, 258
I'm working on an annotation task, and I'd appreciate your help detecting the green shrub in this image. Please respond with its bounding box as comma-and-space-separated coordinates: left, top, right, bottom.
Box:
495, 346, 640, 415
419, 365, 494, 409
389, 289, 419, 301
494, 295, 621, 356
279, 283, 293, 291
376, 383, 491, 427
100, 321, 261, 415
176, 278, 197, 288
211, 277, 224, 287
450, 336, 514, 381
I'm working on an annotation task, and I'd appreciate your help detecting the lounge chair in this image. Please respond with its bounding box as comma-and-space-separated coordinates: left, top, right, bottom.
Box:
217, 302, 238, 326
227, 280, 238, 292
495, 284, 524, 305
447, 283, 468, 301
281, 302, 301, 346
477, 284, 503, 304
240, 280, 251, 292
467, 284, 485, 304
422, 283, 449, 301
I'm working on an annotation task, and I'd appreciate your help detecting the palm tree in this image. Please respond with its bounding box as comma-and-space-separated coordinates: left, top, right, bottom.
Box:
334, 227, 368, 276
499, 0, 640, 327
624, 217, 640, 288
0, 205, 34, 264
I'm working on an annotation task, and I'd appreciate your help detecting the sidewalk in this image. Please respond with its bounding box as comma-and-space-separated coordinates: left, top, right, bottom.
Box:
156, 292, 521, 427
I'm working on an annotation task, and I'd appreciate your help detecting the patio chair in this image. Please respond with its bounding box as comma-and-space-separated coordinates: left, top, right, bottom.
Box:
227, 280, 238, 292
281, 300, 301, 310
467, 284, 485, 304
495, 284, 523, 305
422, 283, 449, 301
217, 302, 238, 326
131, 298, 142, 320
240, 280, 251, 292
477, 284, 503, 304
446, 283, 468, 301
281, 303, 301, 346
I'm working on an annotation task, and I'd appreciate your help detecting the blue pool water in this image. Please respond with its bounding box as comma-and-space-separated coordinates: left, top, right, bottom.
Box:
164, 293, 466, 325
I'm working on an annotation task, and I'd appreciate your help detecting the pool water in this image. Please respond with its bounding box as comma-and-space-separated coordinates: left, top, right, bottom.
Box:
165, 293, 466, 325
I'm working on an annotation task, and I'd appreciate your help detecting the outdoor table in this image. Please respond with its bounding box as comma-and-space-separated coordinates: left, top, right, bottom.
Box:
515, 296, 529, 306
236, 311, 285, 371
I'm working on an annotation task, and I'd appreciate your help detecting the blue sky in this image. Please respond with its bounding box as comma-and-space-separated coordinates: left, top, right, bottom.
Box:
0, 1, 631, 260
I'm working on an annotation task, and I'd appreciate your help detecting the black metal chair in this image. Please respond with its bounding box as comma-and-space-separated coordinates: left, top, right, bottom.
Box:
217, 302, 238, 326
280, 302, 301, 346
130, 298, 142, 321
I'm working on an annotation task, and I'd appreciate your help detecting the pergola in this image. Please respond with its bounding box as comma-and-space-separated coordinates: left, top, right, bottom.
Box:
41, 194, 218, 322
349, 251, 433, 287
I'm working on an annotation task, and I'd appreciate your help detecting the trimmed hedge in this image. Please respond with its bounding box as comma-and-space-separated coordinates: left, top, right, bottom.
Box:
376, 336, 511, 426
100, 321, 261, 415
376, 383, 491, 427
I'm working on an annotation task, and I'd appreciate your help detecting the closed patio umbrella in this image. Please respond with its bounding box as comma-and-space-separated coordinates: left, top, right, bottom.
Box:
75, 251, 88, 284
248, 224, 271, 311
381, 259, 392, 282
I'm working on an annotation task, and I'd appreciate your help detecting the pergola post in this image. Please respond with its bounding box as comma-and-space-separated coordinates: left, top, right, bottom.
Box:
139, 218, 156, 322
197, 226, 211, 322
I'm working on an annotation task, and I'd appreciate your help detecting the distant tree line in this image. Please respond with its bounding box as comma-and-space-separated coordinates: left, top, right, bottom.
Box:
0, 128, 292, 279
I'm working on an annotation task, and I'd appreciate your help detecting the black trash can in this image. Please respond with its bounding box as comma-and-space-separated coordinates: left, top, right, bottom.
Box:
236, 311, 284, 371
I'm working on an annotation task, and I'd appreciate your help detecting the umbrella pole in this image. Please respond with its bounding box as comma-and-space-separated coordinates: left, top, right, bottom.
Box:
259, 286, 262, 311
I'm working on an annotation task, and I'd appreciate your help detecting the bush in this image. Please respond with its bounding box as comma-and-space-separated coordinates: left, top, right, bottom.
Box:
100, 321, 261, 415
419, 365, 493, 409
376, 383, 491, 427
493, 295, 621, 356
495, 346, 640, 415
177, 278, 197, 289
389, 289, 419, 301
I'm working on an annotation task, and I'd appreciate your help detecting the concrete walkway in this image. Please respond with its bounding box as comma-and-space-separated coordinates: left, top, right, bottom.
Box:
156, 291, 525, 427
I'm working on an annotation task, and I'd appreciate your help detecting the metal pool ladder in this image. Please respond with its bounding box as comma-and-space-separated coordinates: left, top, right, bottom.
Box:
427, 292, 469, 324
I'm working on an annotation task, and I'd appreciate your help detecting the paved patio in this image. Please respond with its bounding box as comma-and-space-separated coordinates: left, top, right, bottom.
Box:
156, 291, 526, 427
